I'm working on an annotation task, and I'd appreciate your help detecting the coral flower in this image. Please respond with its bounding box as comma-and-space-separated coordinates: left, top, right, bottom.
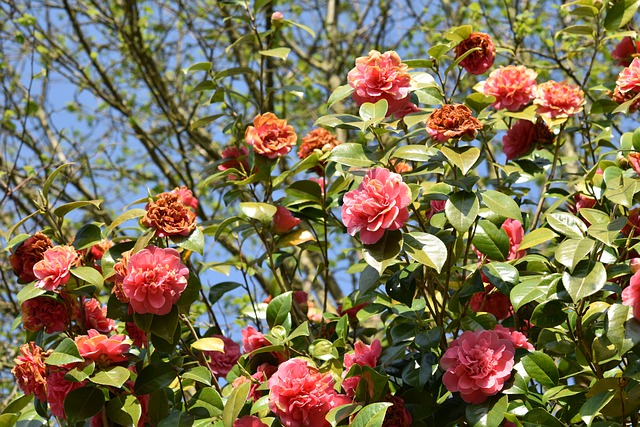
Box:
219, 145, 250, 178
205, 334, 241, 378
623, 270, 640, 320
12, 342, 49, 402
272, 206, 301, 234
242, 325, 270, 353
502, 218, 525, 260
245, 113, 297, 159
494, 324, 534, 351
479, 65, 537, 111
268, 358, 351, 427
21, 296, 72, 334
534, 81, 585, 119
46, 370, 84, 418
342, 339, 382, 396
455, 32, 496, 75
122, 246, 189, 315
440, 329, 515, 404
33, 245, 81, 292
75, 329, 130, 366
79, 298, 115, 333
347, 50, 414, 117
341, 167, 412, 245
142, 187, 198, 238
9, 232, 53, 283
616, 57, 640, 95
426, 104, 483, 142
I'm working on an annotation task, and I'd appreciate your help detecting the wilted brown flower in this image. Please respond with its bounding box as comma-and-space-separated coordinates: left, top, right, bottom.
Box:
9, 232, 53, 283
426, 104, 483, 142
534, 118, 555, 145
298, 128, 341, 174
142, 189, 197, 237
612, 86, 640, 112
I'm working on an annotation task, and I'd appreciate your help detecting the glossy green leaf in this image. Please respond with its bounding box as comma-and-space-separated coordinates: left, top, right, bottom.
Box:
472, 220, 509, 261
222, 381, 251, 427
64, 386, 105, 422
191, 337, 225, 352
555, 238, 595, 272
511, 275, 556, 310
359, 99, 388, 122
151, 306, 179, 342
481, 262, 518, 295
106, 208, 147, 235
587, 217, 627, 246
521, 351, 559, 388
172, 226, 205, 255
71, 266, 104, 287
465, 395, 508, 427
72, 224, 103, 250
604, 0, 640, 30
16, 283, 46, 304
239, 202, 277, 222
107, 395, 142, 427
580, 390, 616, 426
403, 232, 447, 273
465, 92, 496, 114
481, 190, 523, 223
53, 199, 102, 218
188, 387, 223, 418
350, 402, 392, 427
258, 47, 290, 59
445, 191, 479, 233
441, 146, 481, 175
90, 366, 130, 388
182, 366, 212, 386
266, 291, 292, 328
562, 261, 607, 302
43, 162, 74, 200
328, 143, 377, 167
522, 408, 565, 427
362, 230, 403, 275
546, 212, 586, 238
134, 362, 177, 396
531, 300, 567, 327
392, 145, 432, 162
46, 338, 84, 366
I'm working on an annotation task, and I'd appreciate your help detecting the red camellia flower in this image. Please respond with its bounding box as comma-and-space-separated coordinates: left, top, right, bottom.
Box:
342, 339, 382, 396
205, 334, 241, 377
426, 104, 483, 142
268, 358, 351, 427
502, 218, 525, 260
623, 208, 640, 237
12, 342, 49, 402
33, 245, 81, 292
245, 112, 297, 159
534, 80, 585, 119
612, 37, 640, 67
347, 50, 414, 118
242, 325, 270, 353
122, 246, 189, 315
126, 321, 147, 348
79, 298, 115, 334
9, 232, 53, 283
218, 145, 250, 178
75, 329, 130, 366
470, 284, 512, 320
440, 329, 515, 404
272, 206, 301, 234
234, 416, 268, 427
623, 271, 640, 320
494, 324, 534, 351
455, 32, 496, 75
47, 369, 85, 418
502, 119, 536, 161
21, 295, 72, 334
341, 167, 411, 245
479, 65, 537, 111
382, 395, 412, 427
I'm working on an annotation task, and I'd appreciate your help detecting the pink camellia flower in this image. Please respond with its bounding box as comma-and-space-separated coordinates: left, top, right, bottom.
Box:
271, 12, 284, 22
75, 329, 130, 366
534, 80, 585, 119
79, 298, 115, 334
470, 285, 512, 320
235, 416, 268, 427
612, 37, 640, 67
269, 358, 351, 427
382, 395, 412, 427
21, 296, 72, 334
569, 193, 597, 216
122, 246, 189, 315
171, 186, 198, 211
342, 339, 382, 396
245, 113, 297, 159
12, 342, 49, 402
427, 199, 446, 220
341, 167, 411, 245
502, 119, 536, 161
623, 271, 640, 320
242, 325, 270, 353
494, 324, 534, 351
273, 206, 301, 234
502, 219, 525, 260
440, 329, 515, 404
617, 58, 640, 95
33, 245, 81, 292
455, 32, 496, 75
205, 334, 241, 378
479, 66, 537, 111
218, 146, 250, 178
126, 322, 147, 348
233, 363, 278, 401
347, 50, 413, 118
47, 370, 84, 418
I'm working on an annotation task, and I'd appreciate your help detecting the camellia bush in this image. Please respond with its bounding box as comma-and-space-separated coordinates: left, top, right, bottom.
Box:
5, 0, 640, 426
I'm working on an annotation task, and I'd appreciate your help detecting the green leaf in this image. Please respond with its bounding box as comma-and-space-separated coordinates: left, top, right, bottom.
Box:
71, 266, 104, 287
182, 366, 212, 386
222, 381, 251, 427
182, 62, 212, 74
511, 276, 556, 310
481, 262, 519, 295
441, 146, 481, 175
392, 145, 432, 162
43, 162, 75, 200
310, 339, 339, 361
65, 362, 95, 382
239, 202, 277, 222
481, 190, 523, 223
90, 366, 130, 388
546, 212, 586, 239
472, 220, 509, 261
328, 143, 377, 167
558, 24, 595, 37
191, 114, 225, 130
445, 191, 479, 233
1, 394, 33, 415
359, 99, 388, 122
151, 306, 179, 342
522, 408, 565, 427
171, 226, 205, 255
562, 261, 607, 302
518, 228, 558, 251
188, 387, 223, 418
106, 209, 147, 236
326, 403, 363, 427
64, 386, 104, 422
53, 199, 102, 218
531, 300, 567, 328
158, 411, 194, 427
327, 84, 354, 109
259, 47, 291, 59
287, 20, 316, 37
16, 282, 46, 304
521, 351, 559, 388
587, 217, 627, 246
606, 304, 640, 355
107, 395, 142, 427
362, 230, 403, 275
580, 390, 616, 427
403, 232, 448, 273
134, 362, 177, 396
266, 291, 292, 328
72, 224, 103, 250
555, 238, 595, 272
208, 281, 243, 304
465, 93, 496, 114
191, 337, 225, 352
350, 402, 392, 427
45, 338, 84, 366
465, 395, 508, 427
604, 0, 640, 30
